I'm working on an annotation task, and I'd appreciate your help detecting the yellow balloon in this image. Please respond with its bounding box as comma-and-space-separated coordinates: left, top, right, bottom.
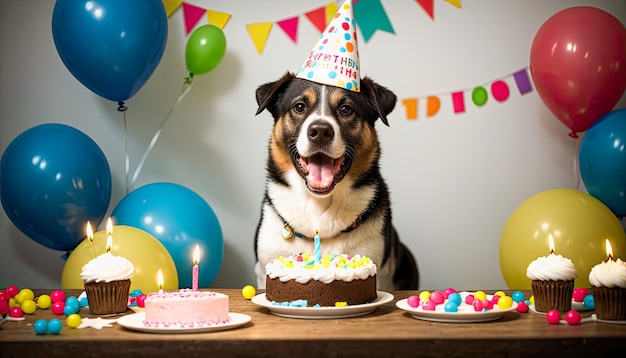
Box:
62, 225, 178, 293
500, 188, 626, 289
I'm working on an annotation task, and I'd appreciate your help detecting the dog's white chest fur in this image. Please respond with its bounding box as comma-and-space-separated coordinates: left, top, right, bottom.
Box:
254, 169, 395, 291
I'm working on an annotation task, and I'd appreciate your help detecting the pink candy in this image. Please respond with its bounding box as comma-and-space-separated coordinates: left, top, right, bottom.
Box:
407, 295, 420, 308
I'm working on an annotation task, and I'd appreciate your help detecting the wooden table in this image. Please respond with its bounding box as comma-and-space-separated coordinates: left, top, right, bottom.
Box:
1, 289, 625, 356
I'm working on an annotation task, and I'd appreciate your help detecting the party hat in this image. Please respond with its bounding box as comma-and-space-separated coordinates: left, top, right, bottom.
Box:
296, 0, 360, 92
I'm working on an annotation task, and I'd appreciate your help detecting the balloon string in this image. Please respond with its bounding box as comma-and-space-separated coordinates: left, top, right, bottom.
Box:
129, 77, 194, 190
117, 102, 131, 194
572, 136, 582, 191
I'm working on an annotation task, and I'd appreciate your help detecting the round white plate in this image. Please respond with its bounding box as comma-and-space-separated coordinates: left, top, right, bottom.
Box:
396, 294, 518, 323
251, 291, 393, 319
117, 312, 251, 333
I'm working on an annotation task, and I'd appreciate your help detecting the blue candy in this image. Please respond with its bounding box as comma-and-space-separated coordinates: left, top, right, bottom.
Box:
79, 297, 89, 307
33, 319, 48, 335
48, 318, 63, 335
511, 291, 525, 303
444, 302, 458, 312
130, 289, 143, 297
447, 293, 462, 306
583, 294, 595, 310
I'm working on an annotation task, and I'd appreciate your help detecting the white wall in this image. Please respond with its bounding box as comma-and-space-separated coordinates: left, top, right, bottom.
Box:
1, 0, 625, 291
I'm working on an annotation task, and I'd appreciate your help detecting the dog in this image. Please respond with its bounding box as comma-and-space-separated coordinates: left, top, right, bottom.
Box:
253, 72, 419, 291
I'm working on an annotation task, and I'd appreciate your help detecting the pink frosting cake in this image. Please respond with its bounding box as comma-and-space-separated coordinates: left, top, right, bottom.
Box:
143, 289, 229, 328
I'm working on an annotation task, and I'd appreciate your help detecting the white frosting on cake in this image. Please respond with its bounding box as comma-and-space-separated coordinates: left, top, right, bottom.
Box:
589, 258, 626, 288
143, 289, 229, 328
526, 253, 578, 281
265, 253, 377, 284
80, 252, 134, 283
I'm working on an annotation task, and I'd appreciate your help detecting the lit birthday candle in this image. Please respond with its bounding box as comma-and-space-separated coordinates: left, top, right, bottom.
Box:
192, 245, 200, 291
85, 221, 96, 257
157, 269, 164, 294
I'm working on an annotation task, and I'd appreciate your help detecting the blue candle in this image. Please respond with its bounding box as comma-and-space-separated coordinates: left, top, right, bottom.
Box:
314, 229, 321, 264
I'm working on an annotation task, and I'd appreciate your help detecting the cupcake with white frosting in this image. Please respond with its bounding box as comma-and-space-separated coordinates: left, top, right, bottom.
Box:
589, 257, 626, 320
526, 252, 578, 312
81, 251, 135, 315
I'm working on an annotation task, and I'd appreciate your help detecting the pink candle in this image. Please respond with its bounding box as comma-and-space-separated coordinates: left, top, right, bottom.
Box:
192, 245, 200, 291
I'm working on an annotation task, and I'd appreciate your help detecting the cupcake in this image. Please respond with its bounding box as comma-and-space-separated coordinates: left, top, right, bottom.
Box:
80, 251, 135, 315
526, 251, 578, 312
589, 256, 626, 321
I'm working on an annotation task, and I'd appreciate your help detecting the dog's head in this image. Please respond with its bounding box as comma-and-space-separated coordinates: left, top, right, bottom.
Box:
255, 72, 397, 196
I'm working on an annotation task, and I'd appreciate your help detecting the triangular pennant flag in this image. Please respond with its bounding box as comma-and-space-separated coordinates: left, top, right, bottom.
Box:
162, 0, 183, 17
276, 16, 299, 43
443, 0, 462, 9
305, 6, 327, 33
415, 0, 434, 20
246, 22, 273, 54
182, 2, 207, 35
354, 0, 395, 42
325, 2, 338, 24
206, 10, 231, 30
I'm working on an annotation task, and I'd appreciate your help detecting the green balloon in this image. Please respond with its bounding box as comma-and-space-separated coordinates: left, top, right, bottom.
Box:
185, 25, 227, 76
472, 86, 488, 106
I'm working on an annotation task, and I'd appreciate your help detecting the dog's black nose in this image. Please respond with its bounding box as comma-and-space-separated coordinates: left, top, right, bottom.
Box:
307, 120, 334, 144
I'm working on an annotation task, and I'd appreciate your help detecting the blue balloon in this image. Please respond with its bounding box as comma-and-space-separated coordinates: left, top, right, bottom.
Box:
52, 0, 168, 102
112, 183, 223, 288
579, 108, 626, 218
0, 124, 112, 251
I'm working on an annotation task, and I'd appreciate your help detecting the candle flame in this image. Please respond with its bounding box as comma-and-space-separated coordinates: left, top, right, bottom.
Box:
105, 234, 112, 253
106, 217, 113, 236
193, 245, 200, 265
606, 239, 613, 261
548, 233, 555, 254
86, 222, 94, 242
157, 269, 164, 290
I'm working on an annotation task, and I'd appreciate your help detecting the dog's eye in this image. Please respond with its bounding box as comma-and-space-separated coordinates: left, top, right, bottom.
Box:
293, 102, 306, 114
339, 105, 353, 116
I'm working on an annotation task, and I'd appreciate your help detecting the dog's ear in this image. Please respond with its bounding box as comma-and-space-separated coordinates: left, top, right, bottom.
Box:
360, 77, 397, 126
255, 72, 295, 116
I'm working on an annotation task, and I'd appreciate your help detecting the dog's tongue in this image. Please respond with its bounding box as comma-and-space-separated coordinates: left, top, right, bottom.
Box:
307, 154, 334, 191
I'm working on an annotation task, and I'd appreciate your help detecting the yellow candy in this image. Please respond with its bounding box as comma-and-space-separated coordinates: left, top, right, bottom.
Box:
497, 296, 513, 309
241, 285, 256, 299
419, 291, 431, 301
494, 290, 507, 298
37, 294, 52, 309
66, 314, 82, 328
335, 302, 348, 307
15, 288, 35, 304
529, 295, 535, 305
474, 290, 487, 302
21, 299, 37, 314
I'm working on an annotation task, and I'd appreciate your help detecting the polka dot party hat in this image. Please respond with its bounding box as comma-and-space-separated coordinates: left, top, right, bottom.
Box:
296, 0, 360, 92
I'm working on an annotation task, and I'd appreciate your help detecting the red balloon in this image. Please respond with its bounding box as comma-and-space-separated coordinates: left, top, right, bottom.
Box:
530, 6, 626, 138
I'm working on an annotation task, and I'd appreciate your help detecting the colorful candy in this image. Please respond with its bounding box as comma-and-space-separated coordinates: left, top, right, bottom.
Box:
136, 294, 147, 307
50, 290, 66, 304
444, 302, 458, 312
51, 301, 65, 315
516, 301, 529, 313
583, 294, 594, 310
430, 291, 444, 304
5, 285, 19, 298
20, 299, 37, 315
15, 288, 34, 304
66, 314, 82, 328
241, 285, 256, 299
407, 295, 420, 308
33, 319, 48, 335
546, 310, 561, 324
47, 318, 63, 334
511, 291, 525, 303
0, 301, 9, 316
37, 294, 52, 309
496, 296, 513, 310
418, 291, 430, 302
9, 306, 23, 318
572, 288, 589, 303
565, 310, 581, 325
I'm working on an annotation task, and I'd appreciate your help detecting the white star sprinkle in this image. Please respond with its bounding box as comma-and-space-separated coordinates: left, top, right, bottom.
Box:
76, 317, 118, 330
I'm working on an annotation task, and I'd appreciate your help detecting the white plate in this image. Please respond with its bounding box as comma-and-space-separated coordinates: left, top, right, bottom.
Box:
117, 312, 251, 333
251, 291, 393, 319
396, 293, 518, 323
529, 299, 591, 315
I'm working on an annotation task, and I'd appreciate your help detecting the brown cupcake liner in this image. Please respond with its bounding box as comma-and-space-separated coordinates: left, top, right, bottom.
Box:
591, 286, 626, 321
531, 280, 574, 312
84, 279, 131, 315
